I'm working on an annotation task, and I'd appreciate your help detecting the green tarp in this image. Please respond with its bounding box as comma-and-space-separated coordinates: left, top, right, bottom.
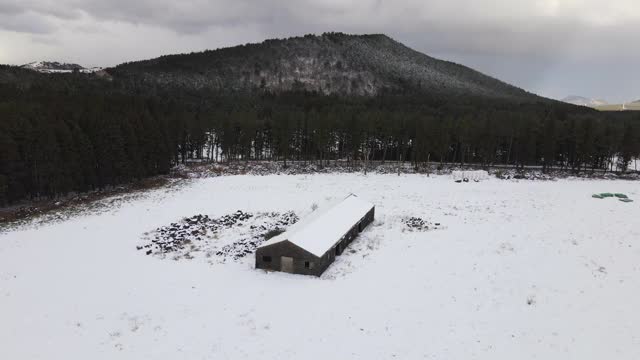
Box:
593, 192, 633, 203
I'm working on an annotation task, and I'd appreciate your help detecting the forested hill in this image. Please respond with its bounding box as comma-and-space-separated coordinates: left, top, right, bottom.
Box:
1, 34, 639, 206
110, 32, 536, 100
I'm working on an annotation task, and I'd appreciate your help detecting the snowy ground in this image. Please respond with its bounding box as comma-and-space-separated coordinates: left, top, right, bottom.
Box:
1, 174, 639, 359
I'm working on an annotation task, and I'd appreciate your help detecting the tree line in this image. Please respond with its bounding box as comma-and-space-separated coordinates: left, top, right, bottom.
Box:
1, 69, 639, 205
175, 92, 640, 174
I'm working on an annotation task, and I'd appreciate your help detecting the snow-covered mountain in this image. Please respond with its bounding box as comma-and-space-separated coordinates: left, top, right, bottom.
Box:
562, 95, 609, 107
21, 61, 102, 74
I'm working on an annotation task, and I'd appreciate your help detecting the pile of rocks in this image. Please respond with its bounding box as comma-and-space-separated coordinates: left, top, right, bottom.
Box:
173, 161, 433, 179
216, 211, 299, 260
403, 217, 440, 232
503, 171, 555, 181
138, 210, 298, 260
138, 210, 254, 255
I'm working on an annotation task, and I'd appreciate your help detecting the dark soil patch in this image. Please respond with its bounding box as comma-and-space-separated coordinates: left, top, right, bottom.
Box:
0, 176, 172, 227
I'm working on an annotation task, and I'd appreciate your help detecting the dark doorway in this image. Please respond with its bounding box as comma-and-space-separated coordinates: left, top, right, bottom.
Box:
281, 256, 294, 273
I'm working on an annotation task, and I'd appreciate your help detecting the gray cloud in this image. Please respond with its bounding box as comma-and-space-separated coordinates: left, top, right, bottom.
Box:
0, 0, 638, 102
0, 0, 80, 20
0, 11, 56, 33
0, 2, 21, 14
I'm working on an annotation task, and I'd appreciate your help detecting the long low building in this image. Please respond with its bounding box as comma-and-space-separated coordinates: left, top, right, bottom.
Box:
255, 194, 375, 276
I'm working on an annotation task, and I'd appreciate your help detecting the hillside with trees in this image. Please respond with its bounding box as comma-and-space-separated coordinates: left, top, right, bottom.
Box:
1, 34, 640, 205
111, 33, 537, 99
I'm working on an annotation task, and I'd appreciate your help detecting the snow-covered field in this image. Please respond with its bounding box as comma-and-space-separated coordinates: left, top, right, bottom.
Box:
1, 174, 639, 359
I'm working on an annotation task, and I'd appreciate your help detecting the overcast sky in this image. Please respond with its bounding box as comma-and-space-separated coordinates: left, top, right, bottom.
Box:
1, 0, 638, 102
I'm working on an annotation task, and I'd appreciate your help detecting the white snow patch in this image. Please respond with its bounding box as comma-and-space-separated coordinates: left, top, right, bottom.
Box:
452, 170, 490, 181
1, 174, 639, 359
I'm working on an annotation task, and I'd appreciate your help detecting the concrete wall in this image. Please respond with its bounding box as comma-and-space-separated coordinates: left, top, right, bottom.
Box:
255, 206, 375, 276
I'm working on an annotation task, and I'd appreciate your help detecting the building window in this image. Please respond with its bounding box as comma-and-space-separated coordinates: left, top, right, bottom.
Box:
305, 261, 314, 269
262, 256, 272, 262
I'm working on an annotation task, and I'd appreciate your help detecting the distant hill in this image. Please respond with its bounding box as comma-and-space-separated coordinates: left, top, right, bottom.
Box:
110, 33, 538, 100
595, 100, 640, 112
21, 61, 103, 74
562, 95, 640, 112
562, 95, 608, 107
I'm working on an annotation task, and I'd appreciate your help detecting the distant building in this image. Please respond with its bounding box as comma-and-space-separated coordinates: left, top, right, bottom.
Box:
255, 194, 375, 276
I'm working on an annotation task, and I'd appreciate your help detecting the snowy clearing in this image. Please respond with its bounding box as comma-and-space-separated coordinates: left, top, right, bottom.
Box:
1, 174, 639, 359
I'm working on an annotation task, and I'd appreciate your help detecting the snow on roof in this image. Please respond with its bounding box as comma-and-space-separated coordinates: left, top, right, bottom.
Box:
259, 194, 374, 257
